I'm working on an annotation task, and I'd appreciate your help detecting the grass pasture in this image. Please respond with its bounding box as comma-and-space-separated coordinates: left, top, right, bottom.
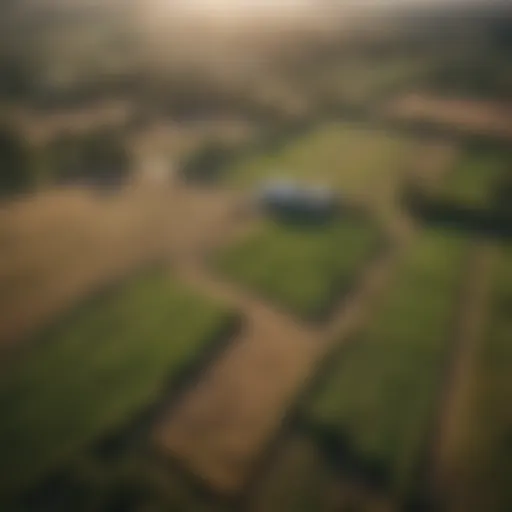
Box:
217, 217, 380, 319
224, 123, 416, 209
304, 231, 468, 497
0, 273, 234, 498
449, 245, 512, 512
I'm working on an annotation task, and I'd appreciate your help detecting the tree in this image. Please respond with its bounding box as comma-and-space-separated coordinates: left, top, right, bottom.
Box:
180, 140, 234, 184
493, 170, 512, 216
47, 130, 131, 188
0, 127, 33, 196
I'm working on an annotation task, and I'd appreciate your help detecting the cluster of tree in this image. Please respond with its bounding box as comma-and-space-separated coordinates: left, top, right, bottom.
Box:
402, 159, 512, 237
45, 130, 131, 188
0, 126, 132, 199
179, 140, 236, 185
0, 127, 35, 197
493, 170, 512, 216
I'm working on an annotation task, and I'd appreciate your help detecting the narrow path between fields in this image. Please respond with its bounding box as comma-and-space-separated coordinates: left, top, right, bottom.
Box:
420, 242, 495, 511
155, 186, 408, 495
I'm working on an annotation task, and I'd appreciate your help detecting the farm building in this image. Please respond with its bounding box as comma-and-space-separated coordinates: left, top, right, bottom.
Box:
257, 179, 339, 218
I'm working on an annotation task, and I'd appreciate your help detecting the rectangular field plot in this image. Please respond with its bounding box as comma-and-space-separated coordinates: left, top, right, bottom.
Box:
450, 246, 512, 512
304, 231, 468, 496
0, 273, 234, 496
225, 123, 416, 204
217, 218, 380, 319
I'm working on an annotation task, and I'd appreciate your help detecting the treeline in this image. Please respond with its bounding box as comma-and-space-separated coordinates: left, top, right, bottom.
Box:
0, 128, 35, 196
402, 144, 512, 237
0, 127, 131, 198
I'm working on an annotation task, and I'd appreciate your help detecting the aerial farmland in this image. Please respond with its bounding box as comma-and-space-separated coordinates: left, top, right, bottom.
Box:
0, 2, 511, 512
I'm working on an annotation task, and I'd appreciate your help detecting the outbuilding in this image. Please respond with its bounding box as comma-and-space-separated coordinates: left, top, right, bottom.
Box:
257, 178, 339, 218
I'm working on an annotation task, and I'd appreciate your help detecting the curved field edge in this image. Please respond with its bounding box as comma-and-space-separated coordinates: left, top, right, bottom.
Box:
300, 230, 470, 501
0, 272, 236, 499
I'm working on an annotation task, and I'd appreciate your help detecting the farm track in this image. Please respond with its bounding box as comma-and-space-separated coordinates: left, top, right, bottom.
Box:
418, 242, 495, 511
155, 203, 406, 495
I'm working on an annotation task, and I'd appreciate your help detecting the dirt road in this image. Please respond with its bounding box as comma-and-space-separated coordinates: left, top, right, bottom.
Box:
421, 242, 495, 511
155, 216, 403, 494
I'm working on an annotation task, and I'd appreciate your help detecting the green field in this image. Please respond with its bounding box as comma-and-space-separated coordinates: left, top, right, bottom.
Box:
217, 217, 380, 318
225, 123, 415, 207
452, 245, 512, 511
437, 149, 509, 211
304, 231, 468, 496
0, 273, 234, 496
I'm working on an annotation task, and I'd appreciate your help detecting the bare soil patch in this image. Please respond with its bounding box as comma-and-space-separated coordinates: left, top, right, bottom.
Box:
383, 93, 512, 140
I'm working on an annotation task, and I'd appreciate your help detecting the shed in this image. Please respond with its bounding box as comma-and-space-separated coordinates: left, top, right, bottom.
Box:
257, 178, 339, 218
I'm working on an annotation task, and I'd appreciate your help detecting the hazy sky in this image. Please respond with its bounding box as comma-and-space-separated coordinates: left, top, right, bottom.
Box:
172, 0, 475, 18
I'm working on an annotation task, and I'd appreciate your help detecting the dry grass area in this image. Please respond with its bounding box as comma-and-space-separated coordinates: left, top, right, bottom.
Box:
383, 93, 512, 140
3, 100, 133, 145
0, 183, 242, 353
0, 187, 168, 350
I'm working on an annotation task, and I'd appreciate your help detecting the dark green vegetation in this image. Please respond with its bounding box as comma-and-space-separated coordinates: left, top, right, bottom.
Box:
0, 127, 131, 196
406, 147, 512, 234
453, 246, 512, 512
0, 273, 233, 498
19, 450, 227, 512
304, 231, 468, 497
218, 217, 380, 319
0, 127, 35, 196
251, 435, 339, 512
181, 139, 237, 185
45, 130, 131, 187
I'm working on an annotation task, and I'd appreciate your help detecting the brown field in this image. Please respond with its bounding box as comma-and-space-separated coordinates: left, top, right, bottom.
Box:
3, 100, 133, 145
0, 182, 241, 352
383, 93, 512, 140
